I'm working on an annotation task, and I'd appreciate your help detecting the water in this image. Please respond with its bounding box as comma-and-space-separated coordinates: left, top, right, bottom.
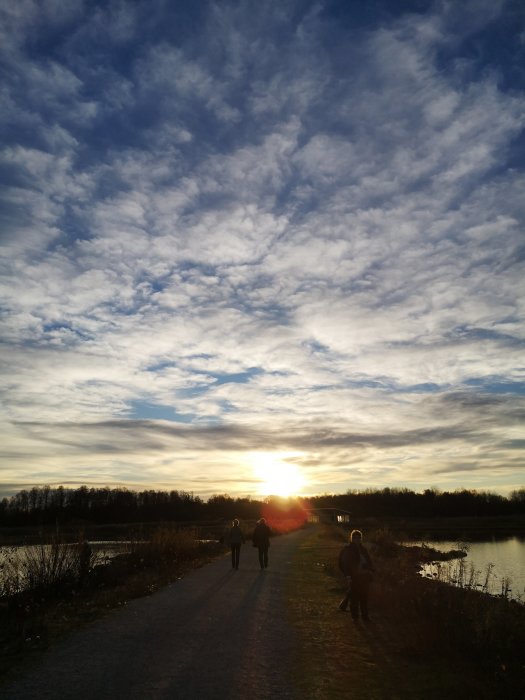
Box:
0, 541, 133, 593
0, 538, 215, 593
418, 536, 525, 602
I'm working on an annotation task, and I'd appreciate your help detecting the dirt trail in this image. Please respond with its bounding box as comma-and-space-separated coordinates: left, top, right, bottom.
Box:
2, 529, 310, 700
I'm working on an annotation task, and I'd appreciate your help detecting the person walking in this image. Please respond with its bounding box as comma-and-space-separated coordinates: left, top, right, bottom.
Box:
229, 518, 245, 570
338, 529, 374, 621
252, 517, 272, 569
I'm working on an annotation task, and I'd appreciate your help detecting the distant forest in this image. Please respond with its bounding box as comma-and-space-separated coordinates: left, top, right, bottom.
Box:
1, 485, 524, 526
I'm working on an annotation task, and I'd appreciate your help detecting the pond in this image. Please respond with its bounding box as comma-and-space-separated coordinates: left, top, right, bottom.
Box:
418, 536, 525, 602
0, 540, 138, 593
0, 537, 219, 593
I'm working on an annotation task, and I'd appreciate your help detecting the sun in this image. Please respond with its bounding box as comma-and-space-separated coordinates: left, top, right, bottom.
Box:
251, 452, 306, 497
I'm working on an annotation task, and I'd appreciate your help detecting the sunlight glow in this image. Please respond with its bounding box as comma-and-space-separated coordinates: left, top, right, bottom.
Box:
251, 452, 306, 497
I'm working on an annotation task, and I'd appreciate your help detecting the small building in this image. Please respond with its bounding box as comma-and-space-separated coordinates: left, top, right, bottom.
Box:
306, 507, 351, 524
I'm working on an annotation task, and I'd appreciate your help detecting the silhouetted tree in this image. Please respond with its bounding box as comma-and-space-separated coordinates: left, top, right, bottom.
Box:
1, 485, 523, 527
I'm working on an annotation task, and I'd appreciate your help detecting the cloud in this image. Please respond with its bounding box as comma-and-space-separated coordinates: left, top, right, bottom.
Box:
4, 381, 523, 490
0, 0, 524, 498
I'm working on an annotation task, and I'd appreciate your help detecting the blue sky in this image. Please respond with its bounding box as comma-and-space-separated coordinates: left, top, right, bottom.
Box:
1, 0, 524, 500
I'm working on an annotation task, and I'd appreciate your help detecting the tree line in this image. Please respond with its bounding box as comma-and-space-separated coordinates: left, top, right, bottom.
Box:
0, 486, 269, 526
1, 485, 524, 527
308, 487, 525, 518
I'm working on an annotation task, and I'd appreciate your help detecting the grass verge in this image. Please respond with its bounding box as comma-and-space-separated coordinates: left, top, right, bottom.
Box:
286, 524, 525, 700
0, 528, 225, 677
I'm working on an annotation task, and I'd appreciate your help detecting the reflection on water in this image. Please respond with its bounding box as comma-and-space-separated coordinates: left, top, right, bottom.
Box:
418, 537, 525, 602
89, 540, 133, 564
0, 537, 214, 590
0, 540, 135, 590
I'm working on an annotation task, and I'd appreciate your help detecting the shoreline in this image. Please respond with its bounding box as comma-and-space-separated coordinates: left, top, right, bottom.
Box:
288, 524, 525, 698
356, 514, 525, 540
2, 513, 525, 547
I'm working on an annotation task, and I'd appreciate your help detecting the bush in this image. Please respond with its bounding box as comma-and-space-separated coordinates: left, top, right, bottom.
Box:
0, 539, 94, 598
365, 533, 525, 694
127, 527, 206, 571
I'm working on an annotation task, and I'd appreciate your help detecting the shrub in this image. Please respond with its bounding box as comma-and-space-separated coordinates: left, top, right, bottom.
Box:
365, 533, 525, 693
0, 539, 94, 598
127, 528, 202, 570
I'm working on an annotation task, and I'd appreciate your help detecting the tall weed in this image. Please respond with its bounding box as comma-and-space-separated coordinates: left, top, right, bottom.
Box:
0, 539, 94, 597
127, 528, 203, 570
363, 529, 525, 693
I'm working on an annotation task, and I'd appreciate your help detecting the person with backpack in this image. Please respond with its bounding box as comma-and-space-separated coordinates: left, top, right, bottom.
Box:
252, 517, 271, 569
338, 529, 374, 621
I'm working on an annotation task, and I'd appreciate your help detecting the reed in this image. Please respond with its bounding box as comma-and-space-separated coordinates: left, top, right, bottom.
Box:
127, 527, 202, 570
0, 527, 222, 673
364, 526, 525, 693
0, 538, 94, 597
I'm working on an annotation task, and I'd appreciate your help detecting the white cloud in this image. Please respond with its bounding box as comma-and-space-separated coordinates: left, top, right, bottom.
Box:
1, 0, 524, 497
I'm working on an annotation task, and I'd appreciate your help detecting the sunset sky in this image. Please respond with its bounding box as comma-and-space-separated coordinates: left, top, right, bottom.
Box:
1, 0, 524, 501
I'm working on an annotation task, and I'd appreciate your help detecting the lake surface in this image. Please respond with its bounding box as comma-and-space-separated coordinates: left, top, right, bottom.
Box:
0, 538, 216, 592
418, 536, 525, 602
0, 541, 134, 593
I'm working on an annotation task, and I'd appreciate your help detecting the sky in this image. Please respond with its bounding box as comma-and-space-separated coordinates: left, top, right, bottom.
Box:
1, 0, 524, 502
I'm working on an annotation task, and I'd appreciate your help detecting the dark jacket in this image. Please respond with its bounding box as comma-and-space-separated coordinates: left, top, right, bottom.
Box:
229, 524, 245, 545
338, 542, 373, 577
252, 521, 271, 548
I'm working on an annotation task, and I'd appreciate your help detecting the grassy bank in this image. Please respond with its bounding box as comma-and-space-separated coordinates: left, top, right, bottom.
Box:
286, 524, 525, 699
0, 517, 299, 676
0, 528, 225, 676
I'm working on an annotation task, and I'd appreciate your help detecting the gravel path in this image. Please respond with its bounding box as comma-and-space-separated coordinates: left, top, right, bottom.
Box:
1, 528, 310, 700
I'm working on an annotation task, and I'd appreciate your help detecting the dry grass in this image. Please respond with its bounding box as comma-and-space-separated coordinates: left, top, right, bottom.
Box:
0, 539, 93, 597
127, 527, 203, 569
285, 524, 525, 700
0, 528, 224, 676
366, 526, 525, 686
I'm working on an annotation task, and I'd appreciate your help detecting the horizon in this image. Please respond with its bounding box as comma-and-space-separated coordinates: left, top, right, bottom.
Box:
1, 1, 524, 500
1, 481, 523, 505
